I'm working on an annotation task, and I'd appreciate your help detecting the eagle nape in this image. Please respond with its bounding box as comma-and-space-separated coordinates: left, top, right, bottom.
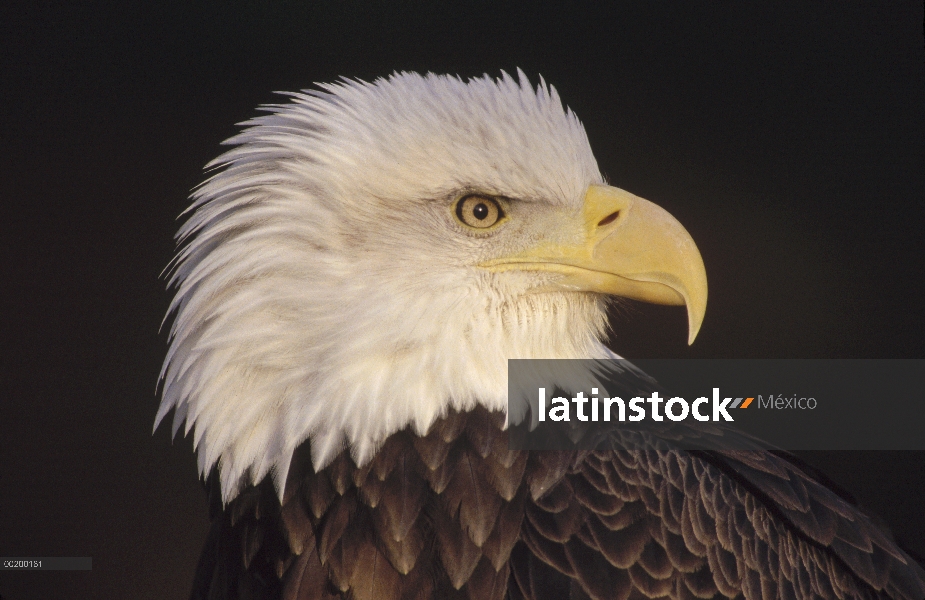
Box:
157, 71, 925, 600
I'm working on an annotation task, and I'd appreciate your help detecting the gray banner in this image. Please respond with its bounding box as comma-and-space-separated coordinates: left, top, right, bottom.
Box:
507, 359, 925, 451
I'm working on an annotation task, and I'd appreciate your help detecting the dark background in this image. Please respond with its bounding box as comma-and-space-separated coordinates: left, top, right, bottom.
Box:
1, 1, 923, 598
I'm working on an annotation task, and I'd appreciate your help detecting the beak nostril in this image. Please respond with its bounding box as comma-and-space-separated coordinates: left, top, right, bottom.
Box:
597, 211, 620, 227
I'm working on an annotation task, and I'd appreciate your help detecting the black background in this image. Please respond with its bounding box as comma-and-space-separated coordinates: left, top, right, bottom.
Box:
1, 2, 923, 599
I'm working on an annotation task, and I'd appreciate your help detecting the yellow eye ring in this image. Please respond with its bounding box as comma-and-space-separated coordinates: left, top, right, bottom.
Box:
455, 195, 504, 229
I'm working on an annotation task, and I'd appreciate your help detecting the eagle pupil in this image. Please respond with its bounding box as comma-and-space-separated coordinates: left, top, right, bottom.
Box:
473, 203, 488, 220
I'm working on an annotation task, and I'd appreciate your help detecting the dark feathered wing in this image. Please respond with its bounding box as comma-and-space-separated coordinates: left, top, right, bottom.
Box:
190, 407, 925, 600
515, 431, 925, 600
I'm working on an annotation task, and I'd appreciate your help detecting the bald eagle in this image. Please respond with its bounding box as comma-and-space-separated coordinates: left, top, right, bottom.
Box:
157, 72, 925, 600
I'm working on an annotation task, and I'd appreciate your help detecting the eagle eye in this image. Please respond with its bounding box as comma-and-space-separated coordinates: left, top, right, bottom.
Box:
455, 195, 503, 229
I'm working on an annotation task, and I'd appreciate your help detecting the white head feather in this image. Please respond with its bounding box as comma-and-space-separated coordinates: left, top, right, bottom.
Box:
156, 70, 620, 502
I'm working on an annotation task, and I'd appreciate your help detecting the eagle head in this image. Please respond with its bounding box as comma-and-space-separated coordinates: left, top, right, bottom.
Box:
156, 71, 707, 502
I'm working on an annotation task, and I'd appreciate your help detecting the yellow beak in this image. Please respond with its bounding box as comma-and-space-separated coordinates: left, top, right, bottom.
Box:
480, 184, 708, 344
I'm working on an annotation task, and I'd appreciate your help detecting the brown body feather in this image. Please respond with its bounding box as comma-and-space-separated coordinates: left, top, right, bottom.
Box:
191, 407, 925, 600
